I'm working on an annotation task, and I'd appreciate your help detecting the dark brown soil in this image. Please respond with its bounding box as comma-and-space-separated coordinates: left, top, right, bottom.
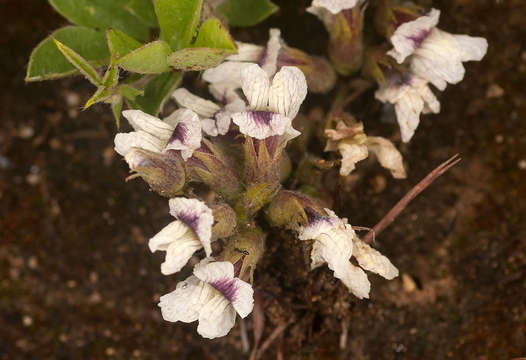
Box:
1, 0, 525, 359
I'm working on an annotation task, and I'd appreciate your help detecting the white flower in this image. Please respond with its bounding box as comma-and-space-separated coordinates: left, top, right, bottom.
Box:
231, 64, 307, 139
298, 209, 398, 299
114, 109, 202, 161
375, 74, 440, 142
172, 88, 245, 137
158, 258, 254, 339
325, 121, 406, 177
149, 198, 214, 275
388, 8, 488, 90
308, 0, 358, 15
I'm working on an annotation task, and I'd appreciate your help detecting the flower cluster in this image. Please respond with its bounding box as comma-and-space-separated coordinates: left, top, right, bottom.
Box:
108, 0, 487, 340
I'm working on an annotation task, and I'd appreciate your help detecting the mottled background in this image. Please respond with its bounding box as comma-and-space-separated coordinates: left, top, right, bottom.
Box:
1, 0, 525, 359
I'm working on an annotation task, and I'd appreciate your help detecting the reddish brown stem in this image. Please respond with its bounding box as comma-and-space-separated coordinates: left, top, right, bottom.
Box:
362, 154, 461, 243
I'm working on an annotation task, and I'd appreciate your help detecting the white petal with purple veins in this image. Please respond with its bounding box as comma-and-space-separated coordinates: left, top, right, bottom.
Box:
164, 109, 202, 160
232, 111, 291, 139
159, 275, 213, 323
387, 8, 440, 64
114, 131, 165, 156
172, 88, 221, 118
197, 293, 237, 339
352, 237, 399, 280
194, 259, 234, 284
241, 64, 271, 110
268, 66, 308, 119
310, 0, 358, 14
366, 136, 406, 179
169, 198, 214, 256
122, 110, 174, 140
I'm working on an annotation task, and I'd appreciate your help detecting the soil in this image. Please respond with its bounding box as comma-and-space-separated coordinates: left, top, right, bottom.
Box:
1, 0, 526, 359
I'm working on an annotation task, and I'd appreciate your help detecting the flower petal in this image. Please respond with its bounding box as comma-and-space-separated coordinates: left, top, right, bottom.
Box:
366, 136, 406, 179
172, 88, 221, 118
164, 109, 202, 160
227, 41, 264, 61
387, 8, 440, 63
148, 220, 192, 252
339, 263, 371, 299
230, 278, 254, 318
232, 111, 291, 139
114, 131, 165, 156
268, 66, 308, 119
241, 63, 271, 110
202, 61, 245, 91
158, 275, 214, 323
394, 93, 423, 143
453, 34, 488, 62
309, 0, 358, 14
259, 28, 282, 77
298, 208, 342, 241
122, 110, 174, 141
169, 198, 214, 256
197, 293, 237, 339
352, 237, 399, 280
337, 142, 368, 176
194, 259, 235, 283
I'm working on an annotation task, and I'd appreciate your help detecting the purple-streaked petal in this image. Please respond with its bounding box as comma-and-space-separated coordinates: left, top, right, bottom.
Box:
387, 8, 440, 63
172, 88, 221, 118
169, 198, 214, 256
268, 66, 308, 119
241, 63, 270, 110
122, 110, 174, 140
232, 111, 291, 140
298, 208, 345, 240
230, 278, 254, 318
164, 109, 202, 160
114, 131, 165, 156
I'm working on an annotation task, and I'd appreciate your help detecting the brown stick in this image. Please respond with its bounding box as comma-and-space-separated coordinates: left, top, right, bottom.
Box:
255, 322, 290, 359
362, 154, 461, 243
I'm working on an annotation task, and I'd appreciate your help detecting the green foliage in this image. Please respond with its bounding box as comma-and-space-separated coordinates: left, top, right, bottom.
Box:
26, 26, 109, 82
117, 40, 172, 74
155, 0, 203, 50
106, 29, 142, 60
217, 0, 278, 27
128, 72, 183, 115
48, 0, 155, 41
53, 39, 102, 86
168, 18, 236, 71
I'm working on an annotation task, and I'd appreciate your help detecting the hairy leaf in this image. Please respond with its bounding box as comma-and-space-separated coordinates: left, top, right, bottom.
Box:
26, 26, 109, 82
106, 29, 142, 60
54, 39, 102, 85
117, 40, 172, 74
155, 0, 203, 50
216, 0, 278, 27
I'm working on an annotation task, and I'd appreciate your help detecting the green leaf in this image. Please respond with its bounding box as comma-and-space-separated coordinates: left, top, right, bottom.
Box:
193, 17, 236, 50
155, 0, 203, 50
84, 86, 112, 108
216, 0, 278, 27
167, 47, 234, 71
129, 72, 182, 115
102, 64, 119, 87
117, 40, 172, 74
127, 0, 157, 27
111, 96, 123, 127
48, 0, 153, 41
106, 29, 142, 60
120, 84, 144, 100
54, 39, 102, 85
26, 26, 109, 82
167, 17, 236, 71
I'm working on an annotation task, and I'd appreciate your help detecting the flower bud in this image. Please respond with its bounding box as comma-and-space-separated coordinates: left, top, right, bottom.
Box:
124, 149, 186, 197
186, 138, 244, 203
374, 0, 425, 39
265, 190, 325, 230
222, 226, 266, 283
210, 203, 237, 240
